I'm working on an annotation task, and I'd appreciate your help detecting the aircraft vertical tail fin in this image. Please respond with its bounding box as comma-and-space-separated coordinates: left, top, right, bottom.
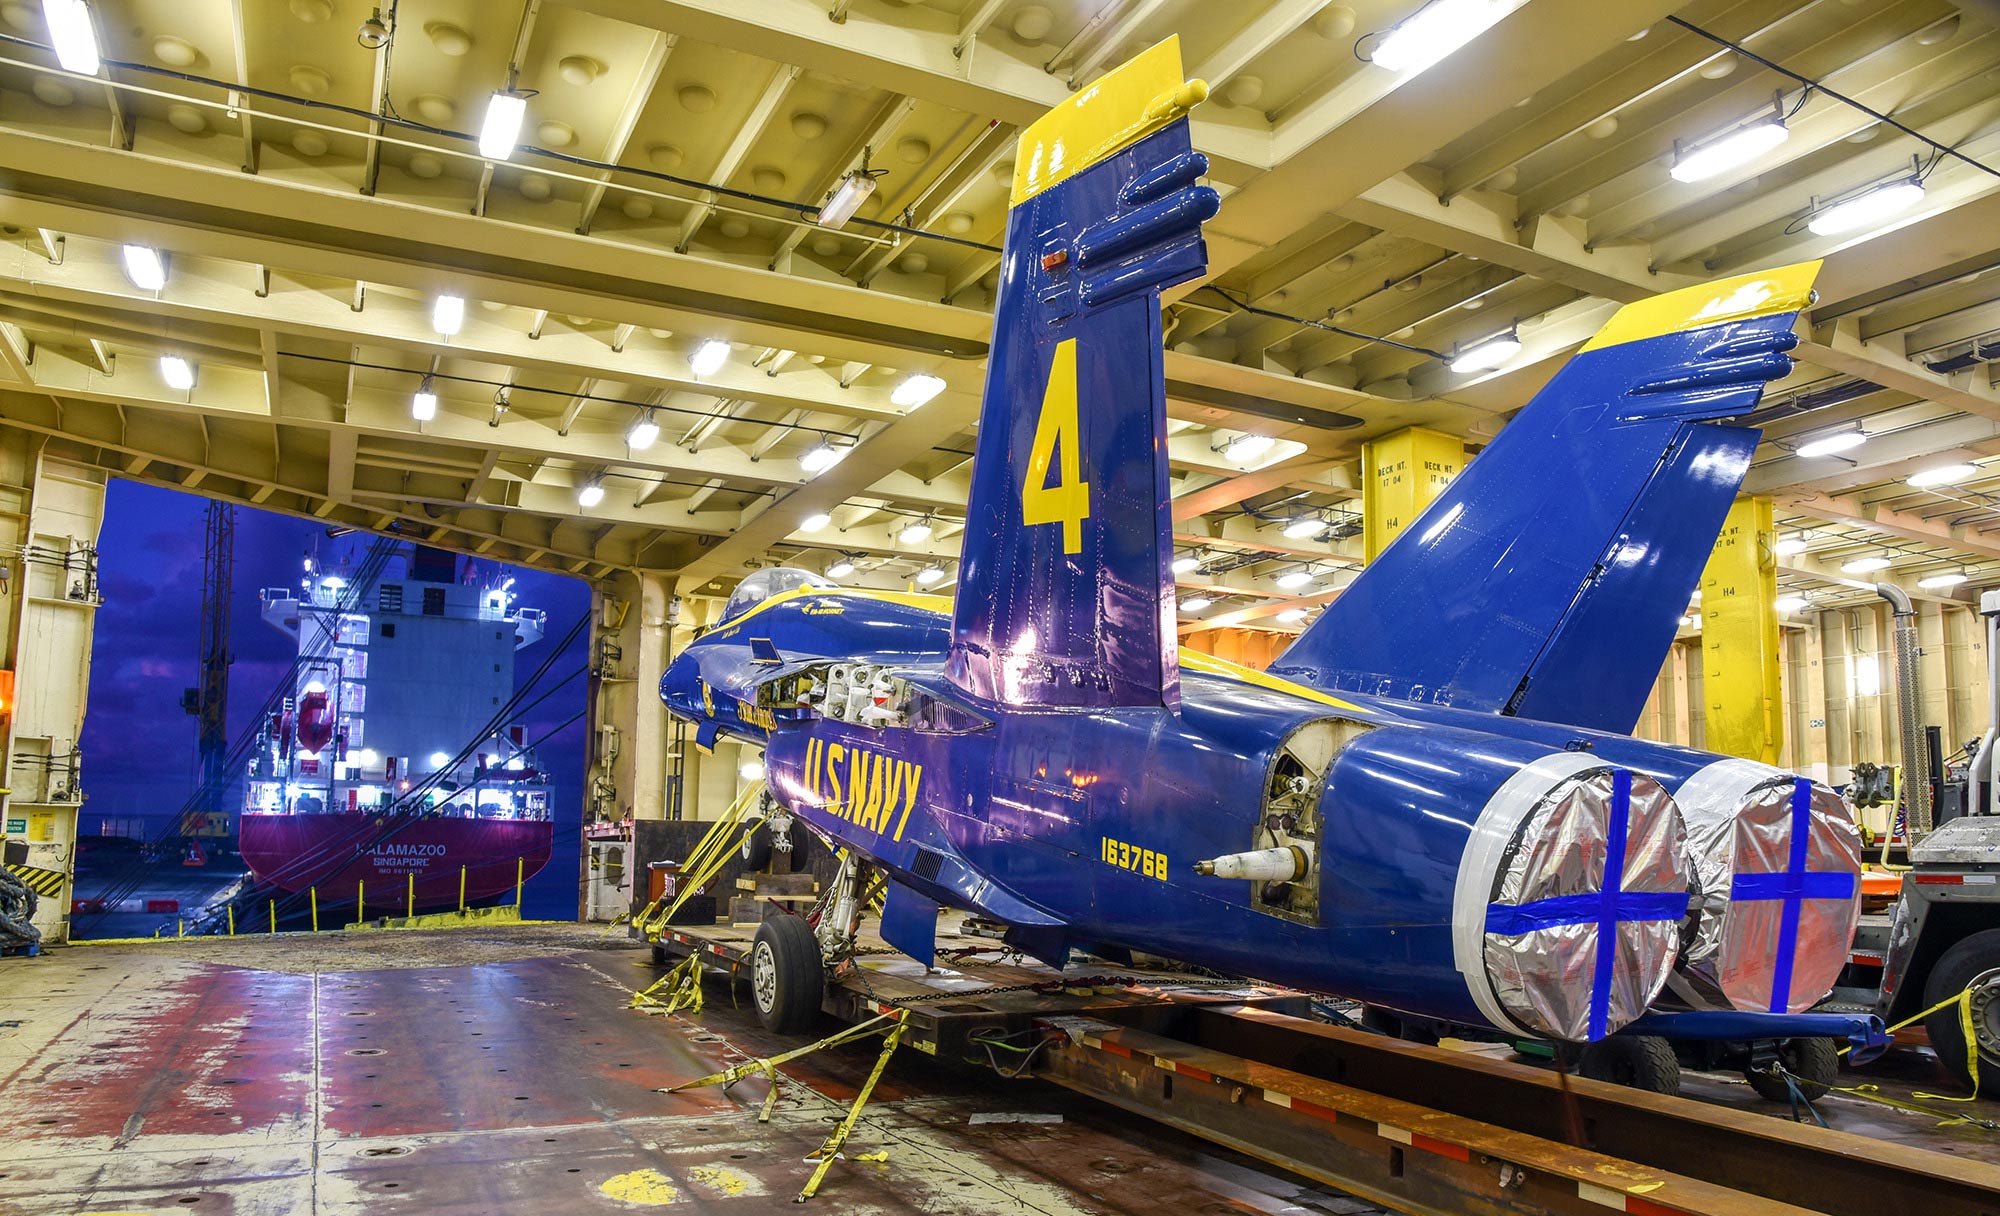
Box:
946, 39, 1217, 710
1271, 263, 1822, 733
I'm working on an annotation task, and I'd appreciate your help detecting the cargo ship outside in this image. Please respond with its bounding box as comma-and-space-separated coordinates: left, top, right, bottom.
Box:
237, 547, 555, 912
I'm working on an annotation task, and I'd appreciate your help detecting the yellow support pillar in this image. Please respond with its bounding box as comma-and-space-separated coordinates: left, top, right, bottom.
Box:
1698, 497, 1783, 764
1362, 427, 1465, 562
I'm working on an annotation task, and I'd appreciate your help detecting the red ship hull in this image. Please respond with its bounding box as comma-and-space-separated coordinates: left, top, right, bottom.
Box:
238, 813, 553, 909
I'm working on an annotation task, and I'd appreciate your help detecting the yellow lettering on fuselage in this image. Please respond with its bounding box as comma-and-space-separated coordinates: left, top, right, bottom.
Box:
799, 735, 923, 842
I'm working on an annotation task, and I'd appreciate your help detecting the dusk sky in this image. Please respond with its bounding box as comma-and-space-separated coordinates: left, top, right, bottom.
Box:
81, 481, 592, 917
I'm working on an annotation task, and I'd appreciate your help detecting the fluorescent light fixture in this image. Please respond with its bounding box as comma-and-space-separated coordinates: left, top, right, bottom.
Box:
1171, 555, 1200, 575
1841, 556, 1892, 574
690, 339, 730, 377
915, 565, 945, 586
577, 479, 605, 508
1670, 118, 1788, 183
1774, 536, 1808, 556
826, 558, 855, 578
1775, 595, 1810, 614
1282, 516, 1323, 540
429, 751, 452, 769
819, 171, 876, 230
411, 376, 437, 421
898, 519, 933, 544
1919, 571, 1969, 589
1222, 433, 1275, 464
1807, 178, 1925, 237
1908, 462, 1976, 488
891, 373, 946, 409
625, 410, 659, 451
432, 294, 465, 336
41, 0, 100, 74
1276, 607, 1309, 624
1449, 330, 1522, 374
739, 759, 766, 781
1794, 429, 1867, 459
1371, 0, 1503, 74
1179, 596, 1212, 613
478, 91, 527, 160
159, 355, 195, 391
1680, 615, 1699, 629
799, 441, 842, 474
800, 512, 832, 533
121, 244, 166, 291
1276, 570, 1315, 590
1689, 590, 1702, 603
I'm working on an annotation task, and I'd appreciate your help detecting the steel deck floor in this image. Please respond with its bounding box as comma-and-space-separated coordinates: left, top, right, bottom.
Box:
3, 924, 1998, 1214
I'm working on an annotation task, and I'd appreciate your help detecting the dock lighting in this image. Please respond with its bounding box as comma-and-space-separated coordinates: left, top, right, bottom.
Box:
1276, 607, 1309, 624
1670, 117, 1788, 183
1775, 595, 1810, 614
1283, 516, 1324, 540
826, 557, 856, 578
1369, 0, 1503, 74
1179, 596, 1213, 613
1908, 462, 1976, 488
915, 565, 946, 586
891, 373, 947, 409
1774, 535, 1809, 556
625, 409, 660, 451
429, 751, 452, 769
411, 375, 437, 421
353, 749, 378, 766
432, 294, 465, 336
159, 355, 195, 391
576, 479, 606, 508
320, 576, 346, 590
818, 170, 877, 231
1171, 554, 1200, 575
1808, 177, 1925, 237
1276, 569, 1315, 590
121, 244, 166, 291
506, 756, 524, 771
1449, 330, 1522, 374
799, 440, 842, 474
799, 512, 832, 533
1841, 556, 1892, 574
41, 0, 101, 74
690, 339, 730, 377
1221, 433, 1275, 464
477, 90, 527, 161
898, 518, 934, 545
1794, 429, 1867, 459
1920, 571, 1970, 589
740, 758, 766, 781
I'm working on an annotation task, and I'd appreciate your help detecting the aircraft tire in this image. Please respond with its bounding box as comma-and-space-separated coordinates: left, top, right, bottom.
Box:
1577, 1035, 1680, 1095
752, 914, 824, 1034
1745, 1037, 1837, 1102
1922, 928, 2000, 1091
740, 822, 793, 872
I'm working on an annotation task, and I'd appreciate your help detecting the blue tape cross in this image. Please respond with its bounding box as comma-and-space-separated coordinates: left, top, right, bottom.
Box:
1729, 777, 1858, 1014
1483, 770, 1687, 1040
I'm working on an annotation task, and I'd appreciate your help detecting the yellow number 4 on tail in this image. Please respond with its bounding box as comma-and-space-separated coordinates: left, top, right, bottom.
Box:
1021, 338, 1092, 554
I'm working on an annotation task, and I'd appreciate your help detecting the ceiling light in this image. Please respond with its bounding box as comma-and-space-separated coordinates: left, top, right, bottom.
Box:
625, 410, 659, 451
159, 355, 194, 391
121, 244, 166, 291
1222, 433, 1275, 463
429, 751, 451, 768
800, 512, 831, 532
1794, 429, 1867, 459
1807, 178, 1925, 238
1841, 556, 1892, 574
432, 294, 465, 336
1179, 596, 1213, 613
411, 375, 437, 421
1775, 595, 1810, 614
1276, 607, 1309, 624
819, 170, 877, 230
577, 479, 606, 509
1171, 555, 1200, 575
898, 519, 933, 544
1670, 118, 1788, 183
1449, 330, 1522, 374
1370, 0, 1504, 74
1774, 536, 1808, 556
891, 373, 946, 409
1908, 462, 1976, 488
739, 758, 766, 781
357, 11, 391, 49
1680, 615, 1699, 629
1919, 571, 1969, 589
1282, 516, 1323, 540
690, 339, 730, 377
826, 558, 855, 578
1689, 590, 1702, 603
41, 0, 101, 74
915, 565, 946, 586
1276, 570, 1315, 590
478, 91, 527, 161
799, 441, 842, 474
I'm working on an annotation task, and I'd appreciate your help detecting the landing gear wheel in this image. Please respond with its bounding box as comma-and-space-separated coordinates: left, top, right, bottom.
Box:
1922, 928, 2000, 1091
1577, 1036, 1680, 1095
751, 915, 824, 1035
1745, 1037, 1838, 1102
740, 821, 793, 872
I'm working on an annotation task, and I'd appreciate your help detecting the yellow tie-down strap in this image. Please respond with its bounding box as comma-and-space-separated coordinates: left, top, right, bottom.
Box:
1011, 36, 1208, 207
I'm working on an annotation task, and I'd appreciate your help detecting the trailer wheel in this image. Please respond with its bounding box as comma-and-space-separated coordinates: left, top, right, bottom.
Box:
649, 941, 671, 965
751, 915, 824, 1035
1745, 1037, 1838, 1102
1577, 1036, 1680, 1095
1922, 928, 2000, 1091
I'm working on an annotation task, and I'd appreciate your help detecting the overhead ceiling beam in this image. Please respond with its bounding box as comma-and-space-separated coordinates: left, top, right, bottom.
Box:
679, 65, 804, 251
578, 32, 679, 234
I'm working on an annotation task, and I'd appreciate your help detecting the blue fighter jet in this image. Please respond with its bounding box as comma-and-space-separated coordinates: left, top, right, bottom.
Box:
661, 39, 1862, 1046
